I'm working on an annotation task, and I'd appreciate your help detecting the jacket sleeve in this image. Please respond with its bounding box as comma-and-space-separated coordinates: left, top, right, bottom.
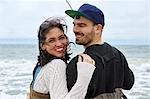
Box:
66, 56, 78, 91
121, 53, 135, 90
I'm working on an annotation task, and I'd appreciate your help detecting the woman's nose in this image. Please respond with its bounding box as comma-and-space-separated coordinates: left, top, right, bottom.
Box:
55, 40, 63, 46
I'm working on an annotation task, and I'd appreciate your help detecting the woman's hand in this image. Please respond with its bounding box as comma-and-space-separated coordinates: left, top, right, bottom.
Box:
78, 53, 95, 65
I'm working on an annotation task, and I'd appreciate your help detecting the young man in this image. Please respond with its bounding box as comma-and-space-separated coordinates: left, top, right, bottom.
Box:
65, 3, 134, 99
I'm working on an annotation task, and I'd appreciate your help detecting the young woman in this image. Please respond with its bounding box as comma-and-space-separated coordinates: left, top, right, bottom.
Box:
26, 17, 95, 99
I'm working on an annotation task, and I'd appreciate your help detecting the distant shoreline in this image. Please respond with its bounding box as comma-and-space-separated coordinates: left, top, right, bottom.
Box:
0, 43, 149, 46
0, 38, 149, 45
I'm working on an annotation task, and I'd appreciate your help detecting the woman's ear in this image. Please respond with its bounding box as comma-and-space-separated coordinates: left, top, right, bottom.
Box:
40, 43, 46, 50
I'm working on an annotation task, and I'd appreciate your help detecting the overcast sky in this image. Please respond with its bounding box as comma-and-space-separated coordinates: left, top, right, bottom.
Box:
0, 0, 149, 45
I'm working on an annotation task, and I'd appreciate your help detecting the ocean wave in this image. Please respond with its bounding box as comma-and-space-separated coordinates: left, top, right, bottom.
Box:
0, 92, 25, 99
0, 59, 34, 99
0, 58, 150, 99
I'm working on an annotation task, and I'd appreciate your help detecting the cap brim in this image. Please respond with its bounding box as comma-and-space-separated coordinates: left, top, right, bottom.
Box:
65, 10, 84, 18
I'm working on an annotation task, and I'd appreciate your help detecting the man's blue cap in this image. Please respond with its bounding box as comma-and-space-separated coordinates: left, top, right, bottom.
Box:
65, 3, 105, 27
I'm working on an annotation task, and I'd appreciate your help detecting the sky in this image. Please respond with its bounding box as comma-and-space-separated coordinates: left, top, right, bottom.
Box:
0, 0, 149, 45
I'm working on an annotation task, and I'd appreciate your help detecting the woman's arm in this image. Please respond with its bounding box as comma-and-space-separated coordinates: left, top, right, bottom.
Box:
49, 54, 95, 99
63, 54, 95, 99
29, 54, 95, 99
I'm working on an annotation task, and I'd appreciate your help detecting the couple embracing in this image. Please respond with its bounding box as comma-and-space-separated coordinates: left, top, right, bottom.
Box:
27, 3, 134, 99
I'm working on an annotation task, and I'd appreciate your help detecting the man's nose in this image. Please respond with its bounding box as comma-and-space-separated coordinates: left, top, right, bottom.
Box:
73, 25, 80, 33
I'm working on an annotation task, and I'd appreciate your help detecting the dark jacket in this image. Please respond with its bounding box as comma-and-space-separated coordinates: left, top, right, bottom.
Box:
66, 42, 134, 98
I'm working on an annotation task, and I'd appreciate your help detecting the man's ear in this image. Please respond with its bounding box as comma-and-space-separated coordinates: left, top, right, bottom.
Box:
94, 24, 102, 34
40, 43, 45, 50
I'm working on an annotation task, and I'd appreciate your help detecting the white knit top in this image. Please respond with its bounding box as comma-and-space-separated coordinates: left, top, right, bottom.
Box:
33, 59, 95, 99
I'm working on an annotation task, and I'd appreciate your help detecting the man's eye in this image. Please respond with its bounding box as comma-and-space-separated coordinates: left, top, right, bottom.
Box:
79, 24, 85, 27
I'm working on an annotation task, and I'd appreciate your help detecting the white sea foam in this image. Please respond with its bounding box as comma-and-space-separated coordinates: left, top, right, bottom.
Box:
0, 59, 35, 99
0, 93, 25, 99
0, 59, 150, 99
124, 61, 150, 99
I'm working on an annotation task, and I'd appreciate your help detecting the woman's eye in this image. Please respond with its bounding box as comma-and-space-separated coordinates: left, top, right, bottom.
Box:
59, 36, 66, 40
47, 39, 55, 43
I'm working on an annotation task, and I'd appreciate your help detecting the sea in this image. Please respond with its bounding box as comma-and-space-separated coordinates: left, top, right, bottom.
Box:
0, 43, 150, 99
